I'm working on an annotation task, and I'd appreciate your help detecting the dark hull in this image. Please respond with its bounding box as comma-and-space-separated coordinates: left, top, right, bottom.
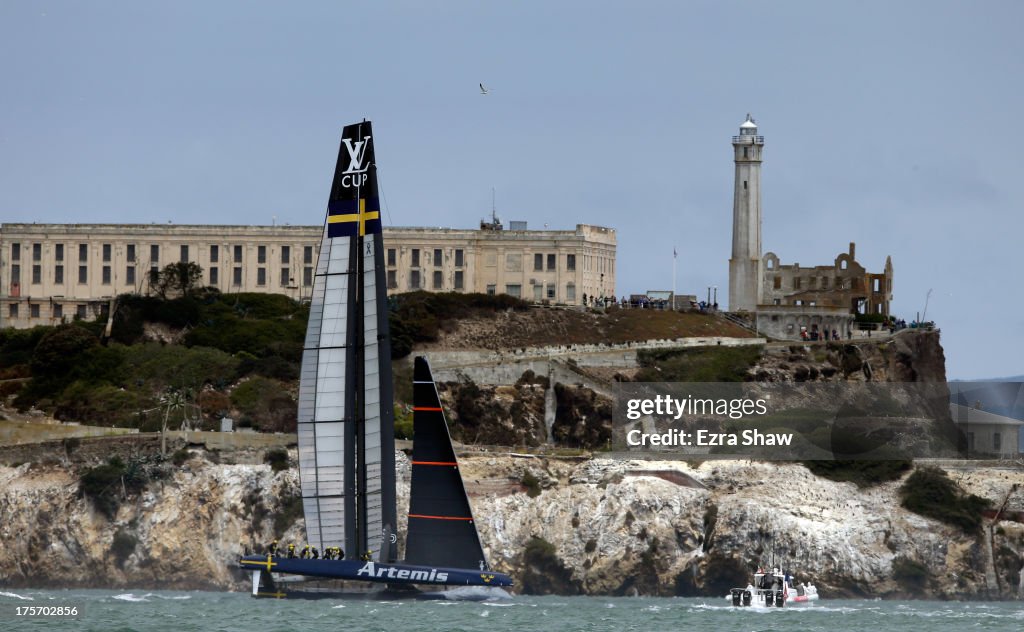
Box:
239, 555, 512, 588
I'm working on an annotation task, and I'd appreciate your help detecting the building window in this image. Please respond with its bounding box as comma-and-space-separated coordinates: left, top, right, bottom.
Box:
78, 266, 87, 284
209, 267, 218, 286
280, 268, 290, 287
454, 270, 464, 290
387, 248, 396, 267
33, 243, 42, 261
258, 246, 266, 264
303, 266, 313, 287
743, 180, 748, 190
454, 249, 464, 267
967, 432, 975, 452
433, 249, 442, 267
233, 267, 242, 286
102, 266, 111, 284
150, 267, 160, 285
304, 245, 314, 264
180, 245, 189, 262
79, 243, 88, 262
822, 277, 829, 289
234, 245, 243, 262
994, 432, 1002, 452
433, 270, 443, 289
505, 284, 521, 298
126, 266, 135, 285
387, 270, 397, 289
8, 304, 17, 318
77, 304, 87, 319
794, 277, 802, 290
54, 265, 64, 284
409, 270, 420, 289
53, 303, 62, 319
257, 268, 266, 286
567, 283, 576, 302
11, 243, 20, 261
486, 284, 496, 296
32, 265, 41, 284
567, 254, 576, 271
773, 276, 781, 289
30, 304, 40, 318
547, 254, 556, 271
411, 249, 420, 267
534, 253, 543, 271
10, 264, 20, 285
533, 284, 542, 300
150, 244, 159, 263
210, 244, 219, 263
56, 243, 64, 261
102, 244, 111, 262
547, 284, 556, 299
126, 244, 135, 262
281, 245, 290, 264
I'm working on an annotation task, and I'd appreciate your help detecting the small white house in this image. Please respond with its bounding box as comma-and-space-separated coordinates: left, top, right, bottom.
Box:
950, 403, 1023, 458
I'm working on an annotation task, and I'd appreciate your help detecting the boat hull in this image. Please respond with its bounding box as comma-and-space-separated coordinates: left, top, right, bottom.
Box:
239, 555, 513, 588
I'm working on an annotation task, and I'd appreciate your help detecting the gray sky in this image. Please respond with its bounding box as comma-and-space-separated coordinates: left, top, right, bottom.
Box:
1, 1, 1020, 379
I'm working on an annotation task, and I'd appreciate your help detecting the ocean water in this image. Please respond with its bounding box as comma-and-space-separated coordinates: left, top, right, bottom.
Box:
1, 589, 1022, 632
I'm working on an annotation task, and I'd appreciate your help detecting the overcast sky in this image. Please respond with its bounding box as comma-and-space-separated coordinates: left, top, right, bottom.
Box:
1, 1, 1020, 379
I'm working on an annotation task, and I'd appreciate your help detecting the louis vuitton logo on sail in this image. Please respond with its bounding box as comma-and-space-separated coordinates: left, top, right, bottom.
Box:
340, 135, 372, 187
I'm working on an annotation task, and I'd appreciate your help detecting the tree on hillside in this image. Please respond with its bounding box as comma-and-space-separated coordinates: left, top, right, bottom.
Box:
30, 325, 99, 379
153, 262, 204, 299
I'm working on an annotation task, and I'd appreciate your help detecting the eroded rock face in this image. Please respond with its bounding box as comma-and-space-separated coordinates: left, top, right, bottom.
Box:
3, 453, 1022, 600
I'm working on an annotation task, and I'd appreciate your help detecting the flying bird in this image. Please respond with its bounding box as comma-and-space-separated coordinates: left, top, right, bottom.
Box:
479, 83, 490, 95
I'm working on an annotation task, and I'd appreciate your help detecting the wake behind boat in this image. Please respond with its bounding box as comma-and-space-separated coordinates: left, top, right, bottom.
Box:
238, 120, 511, 598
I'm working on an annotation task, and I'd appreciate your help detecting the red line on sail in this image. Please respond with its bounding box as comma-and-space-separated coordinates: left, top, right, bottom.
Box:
413, 407, 443, 411
411, 461, 458, 466
408, 514, 473, 521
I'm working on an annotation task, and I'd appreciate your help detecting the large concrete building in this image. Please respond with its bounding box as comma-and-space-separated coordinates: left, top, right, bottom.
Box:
0, 222, 616, 329
726, 115, 894, 339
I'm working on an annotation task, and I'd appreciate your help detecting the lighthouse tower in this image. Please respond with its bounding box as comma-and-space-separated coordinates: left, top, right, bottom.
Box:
728, 113, 764, 312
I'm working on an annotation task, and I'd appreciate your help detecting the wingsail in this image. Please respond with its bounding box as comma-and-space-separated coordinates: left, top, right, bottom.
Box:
296, 120, 397, 563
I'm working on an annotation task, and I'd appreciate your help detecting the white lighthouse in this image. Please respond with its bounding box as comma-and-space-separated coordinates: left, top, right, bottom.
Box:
728, 113, 764, 312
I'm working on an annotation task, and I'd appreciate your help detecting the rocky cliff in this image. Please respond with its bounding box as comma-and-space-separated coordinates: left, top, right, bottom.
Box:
1, 446, 1022, 599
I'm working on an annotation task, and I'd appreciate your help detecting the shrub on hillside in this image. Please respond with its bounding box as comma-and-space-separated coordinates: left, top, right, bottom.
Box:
264, 448, 290, 472
899, 466, 990, 533
79, 457, 149, 519
30, 325, 99, 379
803, 460, 912, 488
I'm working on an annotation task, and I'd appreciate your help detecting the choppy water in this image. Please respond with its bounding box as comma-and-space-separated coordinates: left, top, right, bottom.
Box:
1, 589, 1022, 631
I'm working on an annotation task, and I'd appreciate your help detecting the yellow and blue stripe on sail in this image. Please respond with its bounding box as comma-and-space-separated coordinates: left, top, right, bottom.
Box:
327, 197, 381, 238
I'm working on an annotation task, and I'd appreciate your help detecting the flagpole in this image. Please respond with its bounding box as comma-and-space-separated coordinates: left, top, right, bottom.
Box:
672, 247, 677, 310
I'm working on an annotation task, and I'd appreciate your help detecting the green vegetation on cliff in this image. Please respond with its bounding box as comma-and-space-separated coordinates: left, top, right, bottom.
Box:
635, 345, 764, 382
899, 466, 991, 533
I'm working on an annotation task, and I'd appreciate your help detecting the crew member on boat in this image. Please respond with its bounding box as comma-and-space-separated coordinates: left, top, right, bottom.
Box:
268, 540, 278, 557
287, 543, 296, 558
301, 544, 311, 559
311, 546, 320, 559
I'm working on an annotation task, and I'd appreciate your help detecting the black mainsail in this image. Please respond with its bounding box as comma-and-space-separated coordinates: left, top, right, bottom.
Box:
297, 120, 397, 563
240, 121, 511, 594
406, 357, 489, 571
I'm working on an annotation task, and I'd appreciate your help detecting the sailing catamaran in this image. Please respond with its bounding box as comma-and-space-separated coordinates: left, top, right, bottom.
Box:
239, 121, 512, 597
